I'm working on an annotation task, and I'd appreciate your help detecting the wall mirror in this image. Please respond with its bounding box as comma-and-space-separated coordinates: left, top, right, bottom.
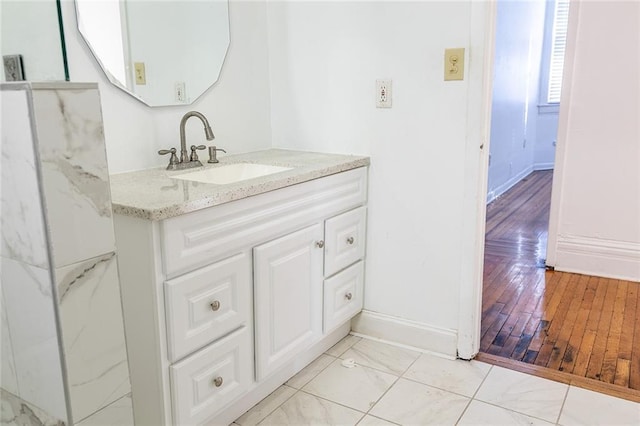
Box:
75, 0, 230, 107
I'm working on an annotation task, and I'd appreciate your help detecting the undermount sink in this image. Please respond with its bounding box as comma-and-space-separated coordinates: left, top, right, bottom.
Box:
173, 163, 293, 185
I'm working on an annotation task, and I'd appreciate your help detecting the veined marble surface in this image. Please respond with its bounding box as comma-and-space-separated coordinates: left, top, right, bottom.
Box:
0, 89, 49, 268
76, 394, 133, 426
1, 257, 67, 421
0, 290, 18, 395
56, 252, 130, 423
110, 149, 370, 220
32, 88, 115, 268
1, 389, 65, 426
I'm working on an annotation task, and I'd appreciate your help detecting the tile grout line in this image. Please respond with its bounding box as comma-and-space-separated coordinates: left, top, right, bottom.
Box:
252, 352, 342, 425
453, 364, 494, 425
555, 384, 571, 425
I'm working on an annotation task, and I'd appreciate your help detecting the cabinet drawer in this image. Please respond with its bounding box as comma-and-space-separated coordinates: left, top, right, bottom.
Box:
165, 253, 251, 362
324, 261, 364, 333
170, 327, 252, 426
324, 206, 367, 277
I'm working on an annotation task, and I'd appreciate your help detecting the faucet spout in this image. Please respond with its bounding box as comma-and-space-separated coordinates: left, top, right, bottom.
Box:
179, 111, 215, 163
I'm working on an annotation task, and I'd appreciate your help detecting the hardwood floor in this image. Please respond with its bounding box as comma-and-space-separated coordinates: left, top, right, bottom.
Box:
481, 170, 640, 397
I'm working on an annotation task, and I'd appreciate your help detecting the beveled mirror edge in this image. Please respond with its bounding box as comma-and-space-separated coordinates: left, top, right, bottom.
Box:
73, 0, 230, 107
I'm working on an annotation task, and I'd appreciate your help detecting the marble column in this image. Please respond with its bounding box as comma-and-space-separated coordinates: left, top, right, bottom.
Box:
1, 82, 131, 425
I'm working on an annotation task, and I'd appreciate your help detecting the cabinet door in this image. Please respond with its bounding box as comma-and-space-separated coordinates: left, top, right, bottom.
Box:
253, 224, 323, 380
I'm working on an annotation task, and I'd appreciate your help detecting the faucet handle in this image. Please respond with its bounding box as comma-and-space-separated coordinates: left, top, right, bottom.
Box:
190, 145, 206, 162
158, 147, 179, 169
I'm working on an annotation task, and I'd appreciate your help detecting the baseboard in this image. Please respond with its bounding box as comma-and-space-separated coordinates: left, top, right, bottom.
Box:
351, 310, 457, 358
486, 166, 533, 204
554, 235, 640, 281
533, 162, 554, 171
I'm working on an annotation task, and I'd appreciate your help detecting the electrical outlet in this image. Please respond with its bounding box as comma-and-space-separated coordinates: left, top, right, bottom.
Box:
175, 82, 186, 102
523, 139, 527, 148
376, 79, 392, 108
444, 48, 465, 81
134, 62, 146, 85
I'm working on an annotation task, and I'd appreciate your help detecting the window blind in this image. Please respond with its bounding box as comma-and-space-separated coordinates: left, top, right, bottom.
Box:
547, 0, 570, 103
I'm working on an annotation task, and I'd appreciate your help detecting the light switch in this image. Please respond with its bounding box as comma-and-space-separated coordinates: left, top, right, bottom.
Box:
134, 62, 146, 85
444, 48, 465, 81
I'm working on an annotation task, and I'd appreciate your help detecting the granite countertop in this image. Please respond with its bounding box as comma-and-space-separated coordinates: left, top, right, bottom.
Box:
109, 149, 370, 220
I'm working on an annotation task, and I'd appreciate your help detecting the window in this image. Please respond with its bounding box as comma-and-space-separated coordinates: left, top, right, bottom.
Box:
547, 0, 570, 103
538, 0, 570, 112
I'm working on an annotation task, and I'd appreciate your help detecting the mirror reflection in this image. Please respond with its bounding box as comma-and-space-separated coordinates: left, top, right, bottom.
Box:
75, 0, 229, 106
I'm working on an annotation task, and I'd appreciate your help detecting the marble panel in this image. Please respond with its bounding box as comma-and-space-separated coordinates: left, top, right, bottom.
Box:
31, 88, 115, 268
0, 289, 19, 395
403, 352, 491, 397
56, 252, 130, 422
303, 358, 397, 412
259, 391, 364, 426
1, 389, 65, 426
369, 378, 470, 425
1, 257, 67, 421
0, 89, 48, 268
356, 415, 397, 426
475, 366, 568, 423
76, 394, 134, 426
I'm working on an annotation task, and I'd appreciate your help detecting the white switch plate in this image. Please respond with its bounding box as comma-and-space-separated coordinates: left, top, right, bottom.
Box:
376, 79, 392, 108
175, 82, 186, 102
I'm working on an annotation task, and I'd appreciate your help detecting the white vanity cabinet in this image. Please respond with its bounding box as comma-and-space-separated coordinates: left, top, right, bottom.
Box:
114, 166, 368, 426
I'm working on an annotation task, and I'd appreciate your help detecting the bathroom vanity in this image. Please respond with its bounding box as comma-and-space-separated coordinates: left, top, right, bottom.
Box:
110, 149, 369, 425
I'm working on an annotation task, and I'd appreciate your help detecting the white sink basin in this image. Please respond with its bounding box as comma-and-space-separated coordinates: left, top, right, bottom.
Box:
173, 163, 293, 185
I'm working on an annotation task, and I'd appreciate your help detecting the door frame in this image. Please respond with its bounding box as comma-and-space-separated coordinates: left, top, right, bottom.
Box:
457, 0, 577, 359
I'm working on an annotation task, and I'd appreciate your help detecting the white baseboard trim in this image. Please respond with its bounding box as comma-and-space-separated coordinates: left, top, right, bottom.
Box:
554, 235, 640, 281
533, 162, 554, 171
486, 166, 533, 204
351, 310, 458, 358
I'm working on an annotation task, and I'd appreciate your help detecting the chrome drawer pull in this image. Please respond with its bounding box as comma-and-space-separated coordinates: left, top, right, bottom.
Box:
346, 236, 355, 245
345, 292, 353, 300
316, 240, 325, 248
210, 300, 221, 311
213, 376, 223, 387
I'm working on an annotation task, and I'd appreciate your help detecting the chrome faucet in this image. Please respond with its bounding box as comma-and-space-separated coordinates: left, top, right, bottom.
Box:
159, 111, 215, 170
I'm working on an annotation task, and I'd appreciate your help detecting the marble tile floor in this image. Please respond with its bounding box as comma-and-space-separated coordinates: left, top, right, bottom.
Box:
234, 334, 640, 426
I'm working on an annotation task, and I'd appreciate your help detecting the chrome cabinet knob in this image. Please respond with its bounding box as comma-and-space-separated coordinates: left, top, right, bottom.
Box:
213, 376, 223, 387
210, 300, 221, 311
316, 240, 325, 248
346, 236, 355, 245
345, 292, 353, 300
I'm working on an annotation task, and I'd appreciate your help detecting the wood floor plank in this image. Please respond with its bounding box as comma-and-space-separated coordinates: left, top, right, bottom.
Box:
480, 169, 640, 396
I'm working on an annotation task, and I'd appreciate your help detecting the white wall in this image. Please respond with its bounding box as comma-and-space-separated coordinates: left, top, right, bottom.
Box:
487, 0, 546, 202
547, 0, 640, 281
0, 1, 66, 81
60, 0, 272, 173
267, 0, 491, 355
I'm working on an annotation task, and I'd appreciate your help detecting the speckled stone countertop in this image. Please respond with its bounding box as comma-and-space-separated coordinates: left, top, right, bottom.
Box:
110, 149, 370, 220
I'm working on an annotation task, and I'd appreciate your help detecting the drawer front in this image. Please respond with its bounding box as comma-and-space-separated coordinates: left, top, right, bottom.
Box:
170, 327, 252, 426
161, 167, 368, 278
165, 252, 251, 362
324, 206, 367, 277
324, 261, 364, 333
